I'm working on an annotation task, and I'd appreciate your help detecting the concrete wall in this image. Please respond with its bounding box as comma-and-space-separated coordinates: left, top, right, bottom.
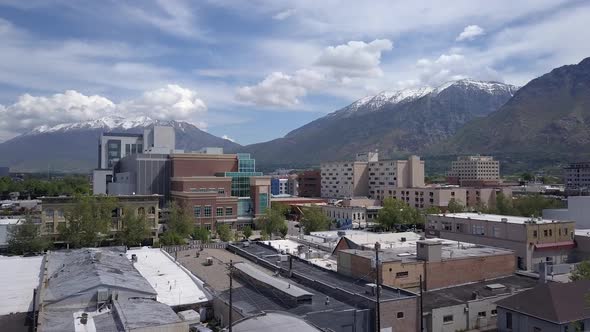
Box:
380, 297, 419, 332
381, 261, 424, 289
353, 162, 369, 197
131, 321, 188, 332
170, 154, 238, 177
496, 307, 576, 332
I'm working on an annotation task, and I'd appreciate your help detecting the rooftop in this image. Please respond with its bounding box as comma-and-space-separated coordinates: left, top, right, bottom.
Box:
434, 212, 572, 224
0, 255, 43, 315
126, 247, 211, 306
233, 311, 322, 332
496, 280, 590, 324
423, 274, 539, 312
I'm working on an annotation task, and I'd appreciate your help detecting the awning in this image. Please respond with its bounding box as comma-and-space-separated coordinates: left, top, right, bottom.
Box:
534, 241, 575, 250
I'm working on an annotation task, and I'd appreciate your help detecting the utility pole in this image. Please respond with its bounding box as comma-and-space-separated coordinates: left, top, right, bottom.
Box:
375, 242, 381, 332
229, 259, 233, 332
420, 274, 424, 332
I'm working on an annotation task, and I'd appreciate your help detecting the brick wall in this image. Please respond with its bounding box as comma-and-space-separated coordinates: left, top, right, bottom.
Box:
380, 297, 419, 332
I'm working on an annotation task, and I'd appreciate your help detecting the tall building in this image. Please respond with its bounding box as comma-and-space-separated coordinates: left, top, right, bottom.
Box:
271, 174, 298, 196
298, 170, 321, 197
320, 152, 377, 198
564, 161, 590, 191
447, 155, 500, 185
368, 155, 425, 200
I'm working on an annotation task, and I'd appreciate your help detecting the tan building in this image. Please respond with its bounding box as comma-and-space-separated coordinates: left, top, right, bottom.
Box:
426, 213, 575, 271
40, 195, 160, 243
320, 152, 377, 198
389, 187, 466, 209
448, 155, 500, 185
368, 155, 425, 200
337, 239, 515, 291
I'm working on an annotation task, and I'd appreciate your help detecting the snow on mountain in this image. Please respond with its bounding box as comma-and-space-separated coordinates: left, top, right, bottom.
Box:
432, 79, 519, 96
29, 115, 162, 135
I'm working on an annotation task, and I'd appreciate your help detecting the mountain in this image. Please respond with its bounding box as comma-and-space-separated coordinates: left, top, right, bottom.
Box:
438, 57, 590, 170
239, 79, 518, 168
0, 116, 240, 172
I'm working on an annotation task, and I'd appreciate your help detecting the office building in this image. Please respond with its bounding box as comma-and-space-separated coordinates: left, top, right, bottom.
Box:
108, 153, 172, 202
426, 213, 575, 271
389, 187, 466, 209
337, 239, 515, 291
40, 195, 160, 243
298, 170, 321, 197
447, 155, 500, 186
320, 152, 377, 198
496, 280, 590, 332
544, 196, 590, 229
271, 174, 298, 196
564, 161, 590, 192
368, 155, 425, 200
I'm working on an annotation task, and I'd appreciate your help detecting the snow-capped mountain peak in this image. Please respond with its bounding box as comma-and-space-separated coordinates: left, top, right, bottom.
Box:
433, 79, 519, 96
28, 115, 158, 135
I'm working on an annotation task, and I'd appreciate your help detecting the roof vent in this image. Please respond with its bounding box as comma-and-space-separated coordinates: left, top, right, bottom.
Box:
501, 218, 508, 223
401, 237, 407, 242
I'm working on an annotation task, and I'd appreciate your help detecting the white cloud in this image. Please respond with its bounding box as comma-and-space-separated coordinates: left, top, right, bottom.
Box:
236, 69, 324, 107
122, 0, 201, 39
221, 134, 235, 142
0, 85, 207, 140
316, 39, 393, 79
273, 9, 296, 20
416, 52, 501, 86
456, 25, 485, 41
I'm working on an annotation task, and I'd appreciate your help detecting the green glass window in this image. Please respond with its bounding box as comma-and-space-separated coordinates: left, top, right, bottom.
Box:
258, 193, 268, 213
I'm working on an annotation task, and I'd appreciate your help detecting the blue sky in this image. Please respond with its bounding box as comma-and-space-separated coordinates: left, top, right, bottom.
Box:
0, 0, 589, 144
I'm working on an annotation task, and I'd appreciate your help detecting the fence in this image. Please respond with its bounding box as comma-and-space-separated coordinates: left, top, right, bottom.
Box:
162, 242, 228, 255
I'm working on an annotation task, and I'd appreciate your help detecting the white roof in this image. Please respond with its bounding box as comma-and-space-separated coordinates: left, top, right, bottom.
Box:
436, 212, 570, 224
126, 247, 211, 306
0, 255, 43, 315
0, 218, 22, 225
575, 229, 590, 237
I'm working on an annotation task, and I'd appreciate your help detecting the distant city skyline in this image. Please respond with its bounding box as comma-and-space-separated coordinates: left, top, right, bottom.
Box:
0, 0, 588, 144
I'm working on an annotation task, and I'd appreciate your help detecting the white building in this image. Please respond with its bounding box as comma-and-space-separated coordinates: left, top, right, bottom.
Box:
320, 152, 378, 198
448, 155, 500, 182
543, 196, 590, 229
368, 155, 425, 200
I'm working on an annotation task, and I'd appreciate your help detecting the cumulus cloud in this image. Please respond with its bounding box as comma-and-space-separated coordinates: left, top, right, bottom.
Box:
316, 39, 393, 79
273, 9, 296, 20
416, 52, 501, 86
0, 85, 207, 140
456, 25, 485, 41
236, 69, 324, 107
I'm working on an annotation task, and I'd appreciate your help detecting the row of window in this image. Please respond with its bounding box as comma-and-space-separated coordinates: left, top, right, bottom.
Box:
189, 188, 225, 195
193, 206, 233, 218
443, 309, 497, 325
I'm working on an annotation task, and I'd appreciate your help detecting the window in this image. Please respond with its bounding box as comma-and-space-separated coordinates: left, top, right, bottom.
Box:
194, 206, 201, 218
226, 207, 233, 216
443, 315, 453, 324
397, 312, 404, 319
45, 208, 54, 217
533, 230, 538, 238
218, 188, 225, 195
396, 271, 409, 278
491, 309, 497, 316
506, 312, 512, 329
125, 144, 131, 155
57, 209, 64, 217
217, 207, 224, 217
478, 311, 487, 318
204, 206, 211, 217
472, 225, 485, 235
544, 229, 548, 237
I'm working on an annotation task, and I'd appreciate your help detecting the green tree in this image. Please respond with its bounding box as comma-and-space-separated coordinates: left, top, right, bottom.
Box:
571, 261, 590, 281
424, 206, 441, 215
167, 201, 193, 238
256, 205, 287, 238
513, 194, 563, 217
242, 225, 253, 240
117, 207, 150, 247
521, 172, 534, 182
8, 215, 51, 254
377, 197, 422, 231
300, 205, 331, 234
216, 224, 232, 242
159, 231, 185, 245
492, 192, 517, 215
59, 195, 118, 248
447, 198, 465, 213
192, 226, 210, 243
279, 224, 288, 238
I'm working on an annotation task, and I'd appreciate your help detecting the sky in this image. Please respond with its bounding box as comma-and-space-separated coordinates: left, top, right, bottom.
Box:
0, 0, 588, 145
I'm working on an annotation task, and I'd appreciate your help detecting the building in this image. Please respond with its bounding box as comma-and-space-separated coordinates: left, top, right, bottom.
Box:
36, 247, 194, 332
322, 204, 371, 229
298, 170, 321, 197
447, 155, 500, 186
232, 311, 323, 332
564, 161, 590, 192
320, 152, 378, 198
388, 186, 467, 209
0, 218, 22, 251
496, 280, 590, 332
108, 153, 172, 202
93, 126, 176, 194
426, 213, 576, 271
271, 174, 298, 196
337, 238, 516, 291
544, 196, 590, 229
39, 195, 160, 243
368, 155, 425, 200
423, 274, 539, 332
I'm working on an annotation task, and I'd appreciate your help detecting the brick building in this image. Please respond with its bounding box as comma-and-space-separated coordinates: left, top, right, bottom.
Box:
298, 170, 321, 197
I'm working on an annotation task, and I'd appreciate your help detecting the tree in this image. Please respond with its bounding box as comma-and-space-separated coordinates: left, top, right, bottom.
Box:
59, 195, 118, 248
447, 198, 465, 213
521, 172, 534, 182
377, 197, 422, 231
8, 215, 51, 254
424, 206, 441, 215
117, 207, 150, 247
571, 261, 590, 281
300, 205, 331, 234
167, 201, 193, 238
279, 224, 288, 238
242, 225, 253, 240
256, 205, 287, 238
216, 224, 232, 242
192, 226, 210, 243
513, 194, 563, 217
159, 231, 185, 246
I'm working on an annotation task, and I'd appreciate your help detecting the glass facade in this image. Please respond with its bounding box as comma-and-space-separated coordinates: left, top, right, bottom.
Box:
224, 171, 262, 197
258, 193, 269, 213
237, 153, 256, 172
237, 198, 254, 217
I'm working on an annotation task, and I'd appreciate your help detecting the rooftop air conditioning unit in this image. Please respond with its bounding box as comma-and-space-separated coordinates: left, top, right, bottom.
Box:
365, 283, 377, 296
401, 237, 407, 242
205, 257, 213, 266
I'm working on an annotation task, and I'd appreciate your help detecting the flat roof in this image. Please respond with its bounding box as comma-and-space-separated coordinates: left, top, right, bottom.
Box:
233, 311, 322, 332
126, 247, 211, 306
423, 274, 539, 312
342, 238, 513, 263
434, 212, 573, 224
0, 218, 22, 225
264, 240, 337, 271
233, 262, 313, 299
0, 255, 43, 315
